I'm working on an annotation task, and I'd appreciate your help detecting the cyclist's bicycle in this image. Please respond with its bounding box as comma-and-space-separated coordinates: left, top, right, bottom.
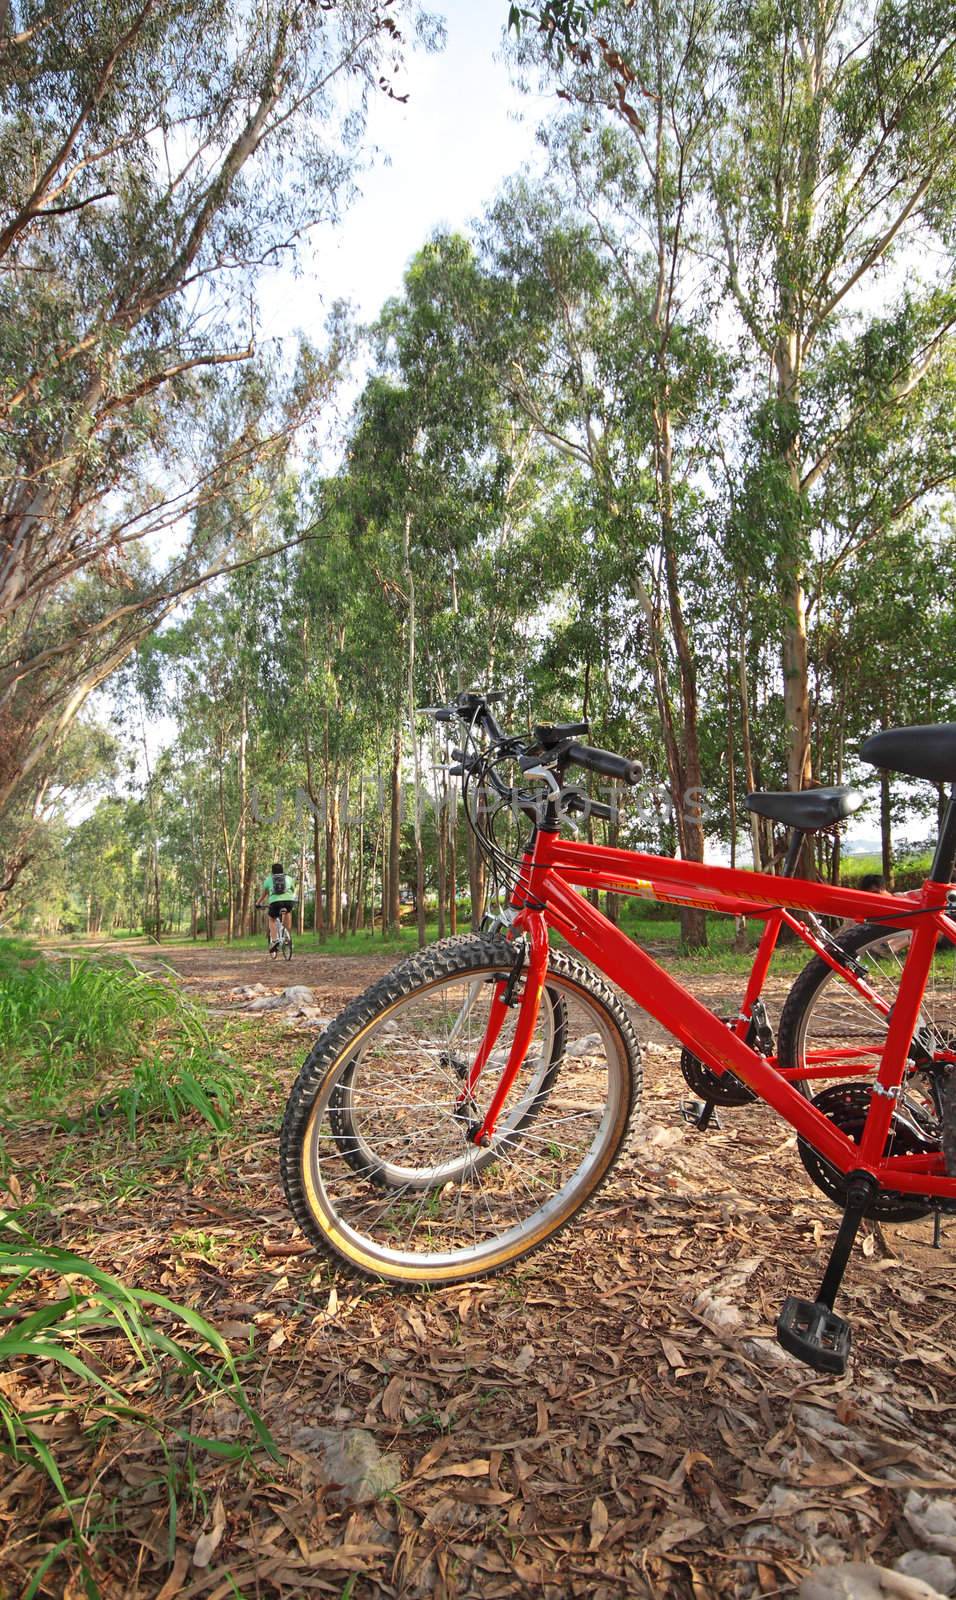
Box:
258, 903, 292, 962
280, 692, 956, 1374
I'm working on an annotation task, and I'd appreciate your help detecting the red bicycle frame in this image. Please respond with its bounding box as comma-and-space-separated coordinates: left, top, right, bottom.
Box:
469, 830, 956, 1202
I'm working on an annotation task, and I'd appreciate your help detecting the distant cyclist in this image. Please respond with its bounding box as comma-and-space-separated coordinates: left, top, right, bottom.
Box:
256, 861, 296, 954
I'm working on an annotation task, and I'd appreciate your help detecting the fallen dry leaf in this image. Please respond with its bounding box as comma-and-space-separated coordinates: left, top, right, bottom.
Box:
192, 1491, 227, 1568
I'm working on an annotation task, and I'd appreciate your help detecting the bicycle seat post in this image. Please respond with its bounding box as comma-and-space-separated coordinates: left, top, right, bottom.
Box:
781, 829, 805, 879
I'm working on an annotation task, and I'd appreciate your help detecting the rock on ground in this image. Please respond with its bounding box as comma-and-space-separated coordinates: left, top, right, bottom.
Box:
800, 1561, 949, 1599
895, 1554, 956, 1597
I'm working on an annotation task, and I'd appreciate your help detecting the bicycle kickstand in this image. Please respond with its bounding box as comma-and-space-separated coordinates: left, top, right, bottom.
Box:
776, 1170, 878, 1376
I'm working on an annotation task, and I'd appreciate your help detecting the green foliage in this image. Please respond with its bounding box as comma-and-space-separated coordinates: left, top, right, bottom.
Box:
0, 952, 242, 1132
0, 1222, 275, 1598
6, 0, 956, 935
0, 0, 440, 885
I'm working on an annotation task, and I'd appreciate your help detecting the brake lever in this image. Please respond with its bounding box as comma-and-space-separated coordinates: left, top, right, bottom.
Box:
520, 764, 562, 796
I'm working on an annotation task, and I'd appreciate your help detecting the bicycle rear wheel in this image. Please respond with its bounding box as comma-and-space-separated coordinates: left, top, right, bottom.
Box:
279, 934, 641, 1285
777, 922, 956, 1218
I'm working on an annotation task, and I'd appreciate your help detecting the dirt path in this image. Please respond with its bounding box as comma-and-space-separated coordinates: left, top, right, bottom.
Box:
11, 938, 956, 1598
120, 936, 779, 1047
43, 936, 399, 1013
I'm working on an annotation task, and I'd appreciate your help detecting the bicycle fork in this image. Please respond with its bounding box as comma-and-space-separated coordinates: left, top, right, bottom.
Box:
459, 916, 549, 1147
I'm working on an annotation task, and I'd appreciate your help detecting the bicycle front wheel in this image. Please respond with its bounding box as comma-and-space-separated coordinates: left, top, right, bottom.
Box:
279, 934, 641, 1285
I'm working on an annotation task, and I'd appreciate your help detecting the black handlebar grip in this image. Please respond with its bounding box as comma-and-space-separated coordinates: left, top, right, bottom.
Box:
565, 743, 643, 785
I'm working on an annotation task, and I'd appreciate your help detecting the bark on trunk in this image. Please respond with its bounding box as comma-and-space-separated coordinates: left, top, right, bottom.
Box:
387, 727, 401, 935
775, 334, 813, 793
296, 838, 306, 936
403, 511, 427, 949
449, 810, 458, 934
880, 769, 894, 889
738, 637, 766, 872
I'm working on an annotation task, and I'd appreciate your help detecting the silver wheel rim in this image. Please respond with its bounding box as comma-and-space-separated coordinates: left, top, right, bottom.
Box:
303, 965, 628, 1276
792, 928, 956, 1108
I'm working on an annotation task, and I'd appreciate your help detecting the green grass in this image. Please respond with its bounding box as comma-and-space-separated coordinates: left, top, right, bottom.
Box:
0, 951, 243, 1134
0, 1222, 276, 1599
56, 895, 835, 978
183, 904, 777, 966
840, 849, 932, 876
0, 946, 269, 1596
0, 933, 39, 967
197, 922, 448, 958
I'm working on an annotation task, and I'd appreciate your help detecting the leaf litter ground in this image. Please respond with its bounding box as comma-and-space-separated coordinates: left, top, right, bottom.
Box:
3, 944, 955, 1598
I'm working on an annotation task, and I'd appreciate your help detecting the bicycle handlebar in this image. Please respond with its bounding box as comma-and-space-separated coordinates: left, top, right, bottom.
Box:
427, 691, 642, 813
564, 743, 643, 786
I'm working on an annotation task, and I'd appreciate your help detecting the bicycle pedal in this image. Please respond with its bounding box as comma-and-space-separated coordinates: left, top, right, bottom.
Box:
776, 1296, 851, 1375
679, 1099, 722, 1131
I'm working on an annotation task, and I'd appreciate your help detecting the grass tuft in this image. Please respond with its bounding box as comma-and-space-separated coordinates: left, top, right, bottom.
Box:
0, 1219, 277, 1598
0, 952, 243, 1133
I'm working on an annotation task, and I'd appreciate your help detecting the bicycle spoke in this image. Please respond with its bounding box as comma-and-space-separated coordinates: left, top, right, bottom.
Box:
289, 949, 634, 1276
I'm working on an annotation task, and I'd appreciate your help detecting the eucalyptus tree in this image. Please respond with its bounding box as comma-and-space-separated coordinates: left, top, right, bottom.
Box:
0, 0, 439, 862
710, 0, 956, 788
66, 796, 139, 934
811, 512, 956, 883
470, 138, 729, 939
0, 715, 118, 916
509, 0, 956, 800
338, 240, 542, 936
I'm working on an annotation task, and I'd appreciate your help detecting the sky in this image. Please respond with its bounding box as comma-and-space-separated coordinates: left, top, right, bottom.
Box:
256, 2, 551, 348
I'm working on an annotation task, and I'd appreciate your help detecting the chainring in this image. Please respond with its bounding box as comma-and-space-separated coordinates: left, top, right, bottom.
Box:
797, 1080, 954, 1222
679, 1015, 758, 1107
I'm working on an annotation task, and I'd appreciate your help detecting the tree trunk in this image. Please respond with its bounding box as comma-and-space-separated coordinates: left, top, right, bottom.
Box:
727, 636, 748, 947
880, 769, 893, 889
738, 636, 766, 872
325, 775, 340, 937
727, 638, 738, 871
237, 693, 248, 934
387, 727, 402, 934
304, 726, 325, 941
436, 794, 447, 939
313, 812, 324, 941
153, 847, 162, 942
449, 808, 458, 934
662, 542, 706, 946
217, 731, 234, 942
402, 510, 427, 950
606, 800, 620, 927
296, 837, 306, 935
340, 773, 351, 937
774, 332, 813, 793
468, 829, 486, 929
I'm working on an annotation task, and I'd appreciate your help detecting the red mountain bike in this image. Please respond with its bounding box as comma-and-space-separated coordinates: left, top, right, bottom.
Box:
280, 691, 956, 1374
